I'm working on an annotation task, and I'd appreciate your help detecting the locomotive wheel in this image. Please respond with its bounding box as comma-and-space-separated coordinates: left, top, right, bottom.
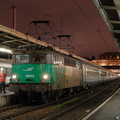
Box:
73, 88, 77, 95
42, 93, 49, 103
54, 95, 59, 101
54, 90, 63, 100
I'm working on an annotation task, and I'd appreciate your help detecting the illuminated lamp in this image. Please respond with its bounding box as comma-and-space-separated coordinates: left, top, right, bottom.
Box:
100, 63, 106, 66
0, 48, 12, 53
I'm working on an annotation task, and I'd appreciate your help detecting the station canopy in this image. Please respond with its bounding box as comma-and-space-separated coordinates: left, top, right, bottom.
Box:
94, 0, 120, 51
0, 24, 48, 50
0, 24, 93, 63
0, 24, 71, 55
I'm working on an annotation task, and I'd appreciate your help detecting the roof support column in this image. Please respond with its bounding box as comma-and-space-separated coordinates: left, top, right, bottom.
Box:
12, 6, 17, 30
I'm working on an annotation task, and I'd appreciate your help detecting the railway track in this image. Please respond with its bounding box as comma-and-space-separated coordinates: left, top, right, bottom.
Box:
0, 79, 119, 120
43, 79, 120, 120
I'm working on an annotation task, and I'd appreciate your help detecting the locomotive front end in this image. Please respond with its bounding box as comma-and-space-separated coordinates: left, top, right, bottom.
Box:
9, 50, 52, 95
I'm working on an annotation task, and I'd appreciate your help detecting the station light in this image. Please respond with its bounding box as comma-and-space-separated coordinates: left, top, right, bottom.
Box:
1, 68, 3, 71
0, 48, 12, 53
100, 63, 106, 66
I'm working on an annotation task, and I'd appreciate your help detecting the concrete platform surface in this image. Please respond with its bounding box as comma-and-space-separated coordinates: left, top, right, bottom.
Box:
0, 90, 14, 96
0, 90, 15, 107
83, 88, 120, 120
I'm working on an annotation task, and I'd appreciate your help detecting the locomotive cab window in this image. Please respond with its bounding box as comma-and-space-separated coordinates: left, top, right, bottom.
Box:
31, 55, 46, 63
15, 55, 29, 63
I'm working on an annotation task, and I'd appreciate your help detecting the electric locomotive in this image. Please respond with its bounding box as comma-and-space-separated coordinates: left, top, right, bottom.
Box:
9, 49, 83, 101
9, 48, 118, 102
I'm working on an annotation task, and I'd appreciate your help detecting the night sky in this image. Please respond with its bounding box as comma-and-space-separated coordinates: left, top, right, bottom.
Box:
0, 0, 119, 59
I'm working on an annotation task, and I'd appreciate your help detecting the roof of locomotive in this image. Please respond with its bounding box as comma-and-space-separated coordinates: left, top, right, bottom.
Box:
13, 49, 52, 54
13, 49, 114, 72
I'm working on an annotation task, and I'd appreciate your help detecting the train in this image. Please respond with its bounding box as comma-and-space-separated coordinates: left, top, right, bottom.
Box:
0, 59, 12, 86
9, 48, 118, 102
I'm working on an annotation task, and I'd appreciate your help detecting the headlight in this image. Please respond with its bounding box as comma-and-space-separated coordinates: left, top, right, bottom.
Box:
12, 74, 17, 79
43, 74, 48, 79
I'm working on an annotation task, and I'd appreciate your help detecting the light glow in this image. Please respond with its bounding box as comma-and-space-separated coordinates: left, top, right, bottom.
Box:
1, 68, 3, 71
0, 48, 12, 53
100, 63, 106, 66
43, 74, 48, 79
12, 74, 17, 79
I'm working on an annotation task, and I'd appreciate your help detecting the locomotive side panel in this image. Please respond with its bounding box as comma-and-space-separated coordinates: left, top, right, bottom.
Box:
52, 61, 82, 90
51, 65, 65, 90
64, 66, 81, 88
72, 67, 81, 87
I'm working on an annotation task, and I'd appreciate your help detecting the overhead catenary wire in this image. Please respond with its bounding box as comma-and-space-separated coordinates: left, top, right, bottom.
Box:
4, 0, 13, 5
3, 0, 108, 32
72, 0, 111, 51
1, 0, 110, 56
17, 7, 95, 53
72, 0, 97, 31
17, 7, 38, 20
0, 7, 11, 12
4, 0, 104, 29
17, 7, 53, 18
98, 31, 112, 51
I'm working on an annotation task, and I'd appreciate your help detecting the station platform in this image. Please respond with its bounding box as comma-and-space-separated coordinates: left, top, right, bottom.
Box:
0, 89, 15, 107
0, 90, 14, 96
82, 88, 120, 120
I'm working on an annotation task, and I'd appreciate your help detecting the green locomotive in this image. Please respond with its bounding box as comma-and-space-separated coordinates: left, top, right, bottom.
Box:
9, 49, 82, 101
9, 49, 118, 102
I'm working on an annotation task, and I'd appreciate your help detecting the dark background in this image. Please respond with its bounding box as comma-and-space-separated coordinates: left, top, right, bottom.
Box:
0, 0, 118, 59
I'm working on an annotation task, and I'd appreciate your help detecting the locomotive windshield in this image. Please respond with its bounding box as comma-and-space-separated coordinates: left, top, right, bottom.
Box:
14, 54, 46, 63
15, 55, 29, 63
31, 55, 46, 63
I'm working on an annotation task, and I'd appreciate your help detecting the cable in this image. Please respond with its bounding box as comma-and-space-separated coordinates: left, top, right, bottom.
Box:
72, 0, 97, 31
17, 7, 37, 20
98, 31, 112, 51
0, 7, 11, 12
18, 7, 53, 18
4, 0, 12, 5
1, 0, 111, 55
72, 0, 111, 51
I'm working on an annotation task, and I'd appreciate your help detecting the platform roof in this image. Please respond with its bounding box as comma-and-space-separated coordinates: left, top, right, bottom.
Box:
0, 24, 116, 69
0, 24, 71, 55
0, 24, 48, 50
0, 24, 101, 66
93, 0, 120, 51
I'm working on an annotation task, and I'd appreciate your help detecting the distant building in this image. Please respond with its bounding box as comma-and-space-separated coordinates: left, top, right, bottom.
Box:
91, 52, 120, 76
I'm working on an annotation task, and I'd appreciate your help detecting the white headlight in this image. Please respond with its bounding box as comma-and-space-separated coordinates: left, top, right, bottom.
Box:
43, 74, 48, 79
12, 75, 17, 79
